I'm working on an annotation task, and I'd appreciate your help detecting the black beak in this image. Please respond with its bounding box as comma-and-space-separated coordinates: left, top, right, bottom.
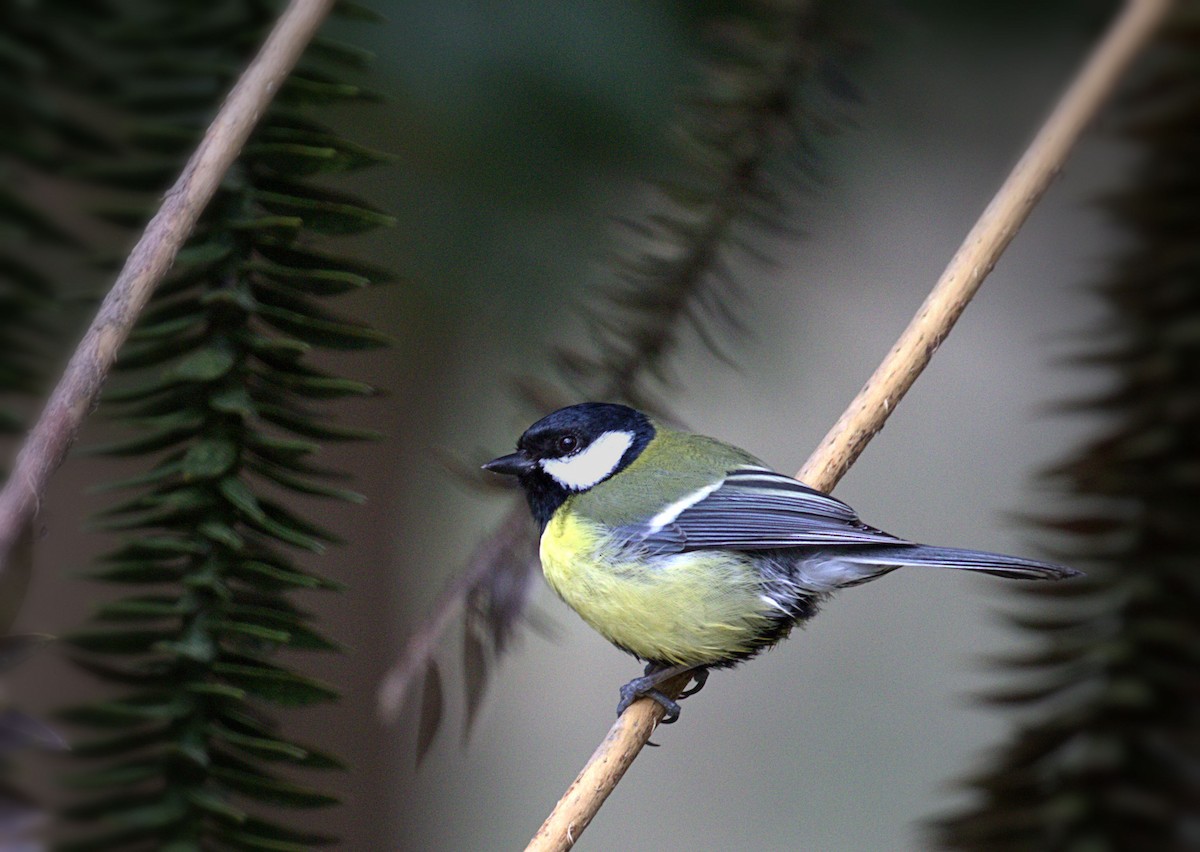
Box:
482, 452, 535, 477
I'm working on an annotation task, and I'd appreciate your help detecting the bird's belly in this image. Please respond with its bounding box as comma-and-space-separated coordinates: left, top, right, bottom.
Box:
539, 512, 784, 666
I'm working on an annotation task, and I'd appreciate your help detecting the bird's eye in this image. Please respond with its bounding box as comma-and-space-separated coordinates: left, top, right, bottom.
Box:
555, 434, 578, 455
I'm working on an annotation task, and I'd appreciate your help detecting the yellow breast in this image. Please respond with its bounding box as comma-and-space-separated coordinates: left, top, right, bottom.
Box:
539, 510, 780, 666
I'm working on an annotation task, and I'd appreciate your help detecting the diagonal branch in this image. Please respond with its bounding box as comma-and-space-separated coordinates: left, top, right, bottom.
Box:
377, 503, 535, 720
525, 1, 1172, 849
0, 0, 337, 579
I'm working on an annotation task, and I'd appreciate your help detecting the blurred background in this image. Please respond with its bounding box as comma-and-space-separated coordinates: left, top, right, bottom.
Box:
5, 0, 1156, 849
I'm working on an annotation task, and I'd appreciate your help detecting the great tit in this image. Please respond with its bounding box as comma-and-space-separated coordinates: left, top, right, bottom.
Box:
484, 402, 1080, 722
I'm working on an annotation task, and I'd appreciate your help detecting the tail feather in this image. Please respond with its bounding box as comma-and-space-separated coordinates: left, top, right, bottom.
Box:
847, 544, 1082, 581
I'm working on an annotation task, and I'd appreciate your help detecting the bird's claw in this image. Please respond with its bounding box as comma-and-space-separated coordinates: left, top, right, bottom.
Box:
616, 665, 708, 724
616, 683, 681, 723
678, 667, 709, 699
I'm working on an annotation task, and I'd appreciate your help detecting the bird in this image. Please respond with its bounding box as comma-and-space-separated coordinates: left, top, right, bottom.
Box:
483, 402, 1081, 722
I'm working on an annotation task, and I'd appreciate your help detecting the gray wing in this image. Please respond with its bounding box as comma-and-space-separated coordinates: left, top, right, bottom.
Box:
621, 467, 904, 555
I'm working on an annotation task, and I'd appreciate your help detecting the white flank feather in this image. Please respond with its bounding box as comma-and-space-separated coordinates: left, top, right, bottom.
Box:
647, 481, 722, 532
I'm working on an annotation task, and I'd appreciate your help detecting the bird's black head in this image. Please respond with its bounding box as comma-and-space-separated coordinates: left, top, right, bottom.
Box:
483, 403, 655, 528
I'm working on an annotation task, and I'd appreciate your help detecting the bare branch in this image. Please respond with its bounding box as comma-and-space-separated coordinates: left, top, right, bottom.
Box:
525, 1, 1173, 849
0, 0, 337, 578
377, 503, 536, 719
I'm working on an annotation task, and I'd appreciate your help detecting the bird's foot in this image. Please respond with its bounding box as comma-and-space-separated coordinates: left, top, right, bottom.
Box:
615, 664, 709, 724
617, 683, 681, 723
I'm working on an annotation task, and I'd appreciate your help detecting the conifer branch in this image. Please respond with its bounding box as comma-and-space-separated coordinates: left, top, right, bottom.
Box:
933, 5, 1200, 845
525, 2, 1171, 849
0, 0, 336, 580
378, 0, 854, 737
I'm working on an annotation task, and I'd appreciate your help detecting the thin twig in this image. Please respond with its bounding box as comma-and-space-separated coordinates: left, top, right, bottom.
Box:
525, 1, 1171, 849
0, 0, 337, 579
377, 502, 534, 719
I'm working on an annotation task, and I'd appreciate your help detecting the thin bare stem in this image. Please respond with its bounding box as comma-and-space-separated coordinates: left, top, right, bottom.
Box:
377, 502, 534, 718
525, 1, 1171, 849
0, 0, 336, 578
796, 0, 1169, 491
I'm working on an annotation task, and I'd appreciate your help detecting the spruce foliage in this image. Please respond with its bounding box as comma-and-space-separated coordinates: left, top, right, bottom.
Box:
58, 2, 392, 848
0, 0, 110, 441
1, 2, 112, 845
391, 0, 860, 754
558, 0, 856, 410
933, 15, 1200, 850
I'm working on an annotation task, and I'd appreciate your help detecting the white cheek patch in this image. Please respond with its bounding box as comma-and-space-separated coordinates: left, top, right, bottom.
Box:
540, 430, 634, 491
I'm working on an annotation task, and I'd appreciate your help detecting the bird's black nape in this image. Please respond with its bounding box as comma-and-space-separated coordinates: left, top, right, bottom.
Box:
516, 403, 653, 457
486, 403, 655, 529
